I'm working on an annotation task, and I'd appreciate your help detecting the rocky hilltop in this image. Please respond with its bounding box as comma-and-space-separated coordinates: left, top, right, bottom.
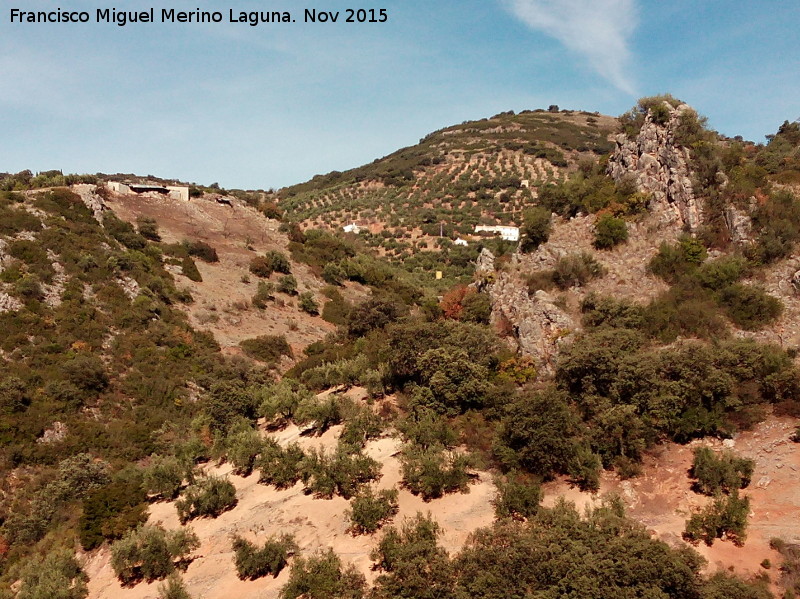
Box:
607, 102, 703, 231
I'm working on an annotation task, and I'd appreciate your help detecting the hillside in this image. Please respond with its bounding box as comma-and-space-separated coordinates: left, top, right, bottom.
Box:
277, 109, 617, 251
3, 101, 800, 599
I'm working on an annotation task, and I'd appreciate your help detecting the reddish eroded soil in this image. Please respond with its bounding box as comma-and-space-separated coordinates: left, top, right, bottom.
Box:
545, 415, 800, 593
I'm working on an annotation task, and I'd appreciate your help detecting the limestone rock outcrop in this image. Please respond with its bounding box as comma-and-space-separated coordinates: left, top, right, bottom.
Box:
724, 204, 754, 246
608, 103, 702, 231
489, 271, 576, 373
475, 247, 495, 275
74, 183, 108, 221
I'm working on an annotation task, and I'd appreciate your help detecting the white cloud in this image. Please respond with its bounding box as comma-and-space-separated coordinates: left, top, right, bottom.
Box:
506, 0, 638, 95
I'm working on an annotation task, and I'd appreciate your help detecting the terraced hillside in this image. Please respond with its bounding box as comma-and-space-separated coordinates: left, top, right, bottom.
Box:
278, 109, 617, 254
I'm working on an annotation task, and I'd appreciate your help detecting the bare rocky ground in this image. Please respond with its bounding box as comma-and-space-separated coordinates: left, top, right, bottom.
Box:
546, 415, 800, 595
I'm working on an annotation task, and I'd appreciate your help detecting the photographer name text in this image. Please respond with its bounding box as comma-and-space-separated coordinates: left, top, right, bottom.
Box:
9, 7, 388, 27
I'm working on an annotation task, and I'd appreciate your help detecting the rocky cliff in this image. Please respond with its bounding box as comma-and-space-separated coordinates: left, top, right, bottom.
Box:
607, 103, 703, 232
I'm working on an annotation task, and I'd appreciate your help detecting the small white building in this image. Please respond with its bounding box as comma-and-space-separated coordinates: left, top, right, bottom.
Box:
343, 223, 362, 234
474, 225, 520, 242
454, 237, 469, 246
107, 181, 189, 202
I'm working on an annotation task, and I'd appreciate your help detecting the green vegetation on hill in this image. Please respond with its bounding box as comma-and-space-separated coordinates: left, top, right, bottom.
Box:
2, 103, 799, 598
0, 187, 271, 583
275, 110, 617, 268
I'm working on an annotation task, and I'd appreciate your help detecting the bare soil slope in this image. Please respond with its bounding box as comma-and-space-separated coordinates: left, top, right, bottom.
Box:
104, 190, 368, 360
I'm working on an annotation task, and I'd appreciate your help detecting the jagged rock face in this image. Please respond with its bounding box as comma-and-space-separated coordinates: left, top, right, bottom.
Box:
74, 183, 108, 221
37, 421, 68, 444
724, 204, 754, 245
489, 271, 576, 373
475, 247, 495, 275
608, 103, 702, 231
0, 291, 23, 313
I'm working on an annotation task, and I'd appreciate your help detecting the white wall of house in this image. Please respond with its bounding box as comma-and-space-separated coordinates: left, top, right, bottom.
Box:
474, 225, 520, 242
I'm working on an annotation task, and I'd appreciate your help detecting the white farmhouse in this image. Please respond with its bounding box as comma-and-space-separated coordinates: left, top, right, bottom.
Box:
343, 223, 362, 234
474, 225, 520, 242
107, 181, 189, 202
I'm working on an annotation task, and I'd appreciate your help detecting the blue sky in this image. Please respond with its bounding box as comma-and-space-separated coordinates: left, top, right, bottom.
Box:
1, 0, 798, 189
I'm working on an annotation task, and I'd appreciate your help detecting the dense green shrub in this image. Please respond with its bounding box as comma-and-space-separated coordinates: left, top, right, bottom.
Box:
649, 236, 707, 283
280, 548, 366, 599
137, 217, 161, 242
346, 297, 407, 338
224, 419, 264, 476
494, 387, 599, 490
384, 319, 500, 386
110, 525, 200, 585
249, 256, 274, 278
581, 293, 645, 329
593, 214, 628, 249
748, 190, 800, 264
299, 292, 320, 315
239, 334, 293, 362
322, 262, 346, 285
144, 455, 185, 500
301, 446, 381, 499
203, 382, 259, 434
519, 206, 551, 253
683, 491, 750, 546
265, 250, 291, 274
399, 443, 471, 501
642, 284, 729, 342
701, 572, 772, 599
62, 355, 109, 395
181, 257, 202, 282
492, 472, 542, 520
460, 290, 491, 324
370, 513, 452, 599
411, 347, 491, 415
16, 548, 89, 599
277, 274, 298, 295
555, 330, 794, 448
693, 256, 748, 291
3, 454, 111, 546
232, 533, 298, 580
183, 240, 218, 263
321, 287, 351, 325
176, 476, 237, 523
649, 236, 708, 283
256, 440, 306, 488
79, 473, 148, 550
718, 284, 782, 330
251, 281, 275, 308
346, 488, 399, 534
690, 447, 754, 495
454, 497, 713, 599
157, 573, 192, 599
